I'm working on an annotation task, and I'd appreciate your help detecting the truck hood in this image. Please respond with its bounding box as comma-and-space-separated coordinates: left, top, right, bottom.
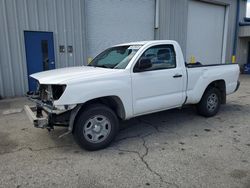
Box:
30, 66, 124, 84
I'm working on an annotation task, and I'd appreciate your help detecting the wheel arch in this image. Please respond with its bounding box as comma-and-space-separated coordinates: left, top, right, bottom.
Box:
82, 96, 126, 119
69, 96, 126, 133
202, 79, 226, 104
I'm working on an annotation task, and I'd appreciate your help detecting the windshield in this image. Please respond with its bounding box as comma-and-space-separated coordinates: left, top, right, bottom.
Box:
88, 45, 142, 69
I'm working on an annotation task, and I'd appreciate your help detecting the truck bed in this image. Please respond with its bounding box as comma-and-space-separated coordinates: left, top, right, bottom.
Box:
185, 63, 239, 104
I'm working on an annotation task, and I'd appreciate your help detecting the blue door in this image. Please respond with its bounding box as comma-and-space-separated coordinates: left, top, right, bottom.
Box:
24, 31, 55, 91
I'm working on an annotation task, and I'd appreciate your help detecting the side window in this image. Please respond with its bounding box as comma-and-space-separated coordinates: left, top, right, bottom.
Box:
134, 45, 176, 72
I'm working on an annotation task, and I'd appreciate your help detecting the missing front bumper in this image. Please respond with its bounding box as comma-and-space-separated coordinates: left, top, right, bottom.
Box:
24, 105, 49, 128
25, 93, 77, 131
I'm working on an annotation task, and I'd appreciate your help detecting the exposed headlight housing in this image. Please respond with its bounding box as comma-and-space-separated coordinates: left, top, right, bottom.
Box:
39, 84, 66, 101
52, 84, 67, 100
36, 81, 40, 91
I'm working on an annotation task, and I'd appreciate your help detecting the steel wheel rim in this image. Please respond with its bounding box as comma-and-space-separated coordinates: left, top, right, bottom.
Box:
207, 93, 218, 112
83, 115, 111, 143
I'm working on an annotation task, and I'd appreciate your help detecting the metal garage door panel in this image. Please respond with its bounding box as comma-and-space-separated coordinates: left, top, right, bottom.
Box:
86, 0, 155, 58
186, 1, 225, 65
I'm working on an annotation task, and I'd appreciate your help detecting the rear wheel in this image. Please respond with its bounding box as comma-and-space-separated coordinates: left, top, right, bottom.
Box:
197, 87, 221, 117
73, 104, 119, 150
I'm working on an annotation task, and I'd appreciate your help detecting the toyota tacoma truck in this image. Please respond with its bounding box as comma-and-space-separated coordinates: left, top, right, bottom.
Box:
25, 40, 240, 150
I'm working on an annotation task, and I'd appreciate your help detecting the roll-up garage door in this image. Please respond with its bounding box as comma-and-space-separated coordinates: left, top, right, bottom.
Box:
86, 0, 155, 58
186, 1, 226, 65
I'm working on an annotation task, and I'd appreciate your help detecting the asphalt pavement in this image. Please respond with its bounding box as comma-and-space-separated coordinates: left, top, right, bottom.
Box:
0, 75, 249, 188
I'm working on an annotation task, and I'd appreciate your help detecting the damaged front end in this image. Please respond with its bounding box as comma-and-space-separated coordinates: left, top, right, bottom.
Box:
25, 83, 76, 131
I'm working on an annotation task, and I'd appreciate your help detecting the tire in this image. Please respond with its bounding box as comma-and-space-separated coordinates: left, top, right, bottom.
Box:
197, 87, 221, 117
73, 104, 119, 151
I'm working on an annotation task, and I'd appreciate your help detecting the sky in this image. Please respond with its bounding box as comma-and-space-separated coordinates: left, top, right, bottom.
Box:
247, 1, 250, 17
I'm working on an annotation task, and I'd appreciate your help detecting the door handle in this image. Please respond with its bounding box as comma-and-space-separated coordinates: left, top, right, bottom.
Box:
173, 74, 182, 78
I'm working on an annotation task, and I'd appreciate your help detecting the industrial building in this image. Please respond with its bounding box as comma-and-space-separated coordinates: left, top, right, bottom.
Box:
237, 17, 250, 70
0, 0, 247, 98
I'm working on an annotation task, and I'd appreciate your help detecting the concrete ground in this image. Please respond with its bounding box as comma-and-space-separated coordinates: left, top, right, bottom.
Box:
0, 76, 250, 188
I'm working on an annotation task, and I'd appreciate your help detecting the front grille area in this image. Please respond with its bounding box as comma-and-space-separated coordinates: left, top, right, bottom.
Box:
38, 84, 66, 101
52, 85, 66, 100
39, 85, 50, 101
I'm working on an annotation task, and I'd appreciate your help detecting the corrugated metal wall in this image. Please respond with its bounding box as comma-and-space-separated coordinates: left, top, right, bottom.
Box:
237, 37, 249, 66
236, 0, 248, 66
0, 0, 87, 97
0, 0, 246, 97
155, 0, 189, 55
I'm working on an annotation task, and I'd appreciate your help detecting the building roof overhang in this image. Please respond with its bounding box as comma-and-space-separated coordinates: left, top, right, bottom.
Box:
239, 24, 250, 37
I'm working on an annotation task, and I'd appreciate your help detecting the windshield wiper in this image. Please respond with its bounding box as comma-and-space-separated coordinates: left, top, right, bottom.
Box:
87, 64, 108, 68
88, 64, 116, 69
97, 64, 117, 69
98, 65, 110, 68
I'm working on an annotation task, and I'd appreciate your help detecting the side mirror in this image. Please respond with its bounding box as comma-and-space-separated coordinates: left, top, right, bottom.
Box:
136, 58, 152, 72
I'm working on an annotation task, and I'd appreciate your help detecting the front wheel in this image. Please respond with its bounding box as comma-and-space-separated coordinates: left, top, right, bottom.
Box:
196, 87, 221, 117
73, 104, 119, 151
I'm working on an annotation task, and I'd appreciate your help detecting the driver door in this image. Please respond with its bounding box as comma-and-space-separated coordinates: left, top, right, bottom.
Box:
131, 44, 185, 116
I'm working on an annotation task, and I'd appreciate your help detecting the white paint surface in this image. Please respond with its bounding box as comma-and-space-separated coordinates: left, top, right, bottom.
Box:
31, 40, 240, 119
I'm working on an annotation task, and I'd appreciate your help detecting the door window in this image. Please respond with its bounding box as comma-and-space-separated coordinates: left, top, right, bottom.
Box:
41, 40, 49, 71
134, 45, 176, 72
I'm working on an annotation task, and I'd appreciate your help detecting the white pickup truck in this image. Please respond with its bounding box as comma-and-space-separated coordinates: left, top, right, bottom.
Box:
25, 40, 240, 150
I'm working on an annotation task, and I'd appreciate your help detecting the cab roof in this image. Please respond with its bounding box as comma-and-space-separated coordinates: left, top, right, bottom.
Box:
114, 40, 176, 47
